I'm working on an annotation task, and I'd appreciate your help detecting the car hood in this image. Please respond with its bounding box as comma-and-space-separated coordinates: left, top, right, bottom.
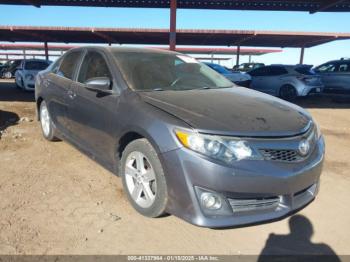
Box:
140, 87, 311, 137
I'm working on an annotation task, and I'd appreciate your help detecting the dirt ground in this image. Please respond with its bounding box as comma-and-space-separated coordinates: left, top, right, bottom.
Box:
1, 79, 350, 256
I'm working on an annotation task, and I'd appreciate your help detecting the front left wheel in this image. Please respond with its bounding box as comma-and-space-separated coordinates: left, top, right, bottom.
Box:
120, 138, 168, 218
39, 101, 60, 141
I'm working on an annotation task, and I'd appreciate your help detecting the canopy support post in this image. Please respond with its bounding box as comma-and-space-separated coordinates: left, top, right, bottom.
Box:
169, 0, 177, 51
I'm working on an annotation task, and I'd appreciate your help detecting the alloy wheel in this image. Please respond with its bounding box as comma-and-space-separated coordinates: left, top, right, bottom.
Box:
40, 103, 51, 137
124, 151, 157, 208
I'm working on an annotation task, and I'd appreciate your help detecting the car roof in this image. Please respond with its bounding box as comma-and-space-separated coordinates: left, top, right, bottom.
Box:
68, 46, 183, 56
24, 59, 50, 62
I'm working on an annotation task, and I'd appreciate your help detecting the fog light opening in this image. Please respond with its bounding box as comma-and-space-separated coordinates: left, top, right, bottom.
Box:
201, 192, 222, 210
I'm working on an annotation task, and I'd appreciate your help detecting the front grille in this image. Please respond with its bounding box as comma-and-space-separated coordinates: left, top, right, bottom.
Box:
260, 149, 303, 162
228, 197, 280, 212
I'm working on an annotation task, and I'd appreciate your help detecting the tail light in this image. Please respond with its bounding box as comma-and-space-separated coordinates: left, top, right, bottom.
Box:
296, 76, 318, 83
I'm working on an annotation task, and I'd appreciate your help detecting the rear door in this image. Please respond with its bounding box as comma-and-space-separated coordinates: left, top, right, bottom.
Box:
250, 66, 286, 95
65, 49, 120, 165
45, 50, 84, 135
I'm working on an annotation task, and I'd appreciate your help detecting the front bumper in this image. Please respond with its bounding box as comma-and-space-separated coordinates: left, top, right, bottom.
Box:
23, 80, 35, 91
298, 84, 324, 96
161, 136, 325, 228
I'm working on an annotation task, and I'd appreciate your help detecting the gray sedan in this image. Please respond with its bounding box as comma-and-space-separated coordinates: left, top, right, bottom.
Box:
35, 47, 324, 228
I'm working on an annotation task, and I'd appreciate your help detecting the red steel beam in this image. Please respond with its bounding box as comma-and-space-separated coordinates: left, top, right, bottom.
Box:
169, 0, 177, 51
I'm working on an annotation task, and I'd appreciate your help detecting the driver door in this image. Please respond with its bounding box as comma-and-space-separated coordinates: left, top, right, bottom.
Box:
66, 50, 120, 165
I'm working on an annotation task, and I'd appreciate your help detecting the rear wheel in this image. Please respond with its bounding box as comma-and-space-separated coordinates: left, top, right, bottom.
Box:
279, 84, 297, 101
120, 139, 168, 218
39, 101, 60, 141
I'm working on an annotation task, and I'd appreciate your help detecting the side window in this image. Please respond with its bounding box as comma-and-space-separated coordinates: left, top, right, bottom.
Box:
338, 63, 350, 72
51, 58, 63, 74
249, 67, 267, 76
316, 63, 337, 73
78, 51, 111, 84
57, 51, 82, 80
269, 66, 288, 76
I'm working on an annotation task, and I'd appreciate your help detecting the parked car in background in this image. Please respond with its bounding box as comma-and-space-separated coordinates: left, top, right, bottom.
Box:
233, 63, 265, 72
0, 61, 11, 78
15, 59, 51, 91
204, 62, 251, 86
1, 59, 23, 79
314, 58, 350, 94
35, 47, 324, 228
247, 65, 324, 100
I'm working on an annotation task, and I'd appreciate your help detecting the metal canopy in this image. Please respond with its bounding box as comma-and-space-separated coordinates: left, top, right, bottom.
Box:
171, 47, 282, 55
1, 26, 349, 48
1, 0, 350, 12
0, 44, 282, 56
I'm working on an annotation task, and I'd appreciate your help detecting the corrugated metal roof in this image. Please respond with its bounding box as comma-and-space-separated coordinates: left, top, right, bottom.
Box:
1, 0, 349, 12
0, 26, 349, 48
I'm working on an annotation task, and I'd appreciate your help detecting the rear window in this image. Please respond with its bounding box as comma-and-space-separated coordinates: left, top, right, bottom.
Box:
295, 67, 315, 75
24, 61, 49, 70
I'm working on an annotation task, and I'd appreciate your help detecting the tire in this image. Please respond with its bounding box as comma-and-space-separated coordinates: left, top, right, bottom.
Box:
279, 84, 297, 101
120, 138, 168, 218
21, 79, 25, 90
15, 80, 21, 89
39, 101, 60, 141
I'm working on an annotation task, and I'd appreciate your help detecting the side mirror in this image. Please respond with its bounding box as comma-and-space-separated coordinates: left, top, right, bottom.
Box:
85, 77, 112, 94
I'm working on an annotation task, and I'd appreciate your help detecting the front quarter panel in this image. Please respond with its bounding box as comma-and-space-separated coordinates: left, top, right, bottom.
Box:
116, 91, 191, 155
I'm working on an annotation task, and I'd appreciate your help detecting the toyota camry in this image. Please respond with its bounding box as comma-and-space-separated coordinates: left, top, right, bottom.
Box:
35, 47, 325, 228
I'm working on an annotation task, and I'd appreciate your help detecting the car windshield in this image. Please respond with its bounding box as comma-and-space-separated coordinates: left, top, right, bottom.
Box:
112, 51, 234, 91
24, 61, 49, 70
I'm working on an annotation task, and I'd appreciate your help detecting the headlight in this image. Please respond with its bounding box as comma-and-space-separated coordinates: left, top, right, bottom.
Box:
25, 74, 34, 81
175, 130, 262, 163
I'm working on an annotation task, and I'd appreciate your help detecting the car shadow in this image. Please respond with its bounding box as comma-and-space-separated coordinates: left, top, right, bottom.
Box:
0, 109, 19, 138
257, 215, 341, 262
292, 94, 350, 109
0, 80, 35, 102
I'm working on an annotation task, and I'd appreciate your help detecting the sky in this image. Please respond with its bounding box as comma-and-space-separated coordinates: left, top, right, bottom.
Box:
0, 5, 349, 67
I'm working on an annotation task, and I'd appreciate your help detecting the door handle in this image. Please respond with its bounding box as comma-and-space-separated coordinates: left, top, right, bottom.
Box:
67, 89, 76, 99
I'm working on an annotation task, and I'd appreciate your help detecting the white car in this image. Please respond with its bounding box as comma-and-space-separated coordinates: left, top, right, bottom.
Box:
15, 59, 51, 91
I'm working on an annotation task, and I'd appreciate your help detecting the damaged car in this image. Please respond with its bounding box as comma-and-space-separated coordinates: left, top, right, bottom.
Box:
35, 47, 325, 228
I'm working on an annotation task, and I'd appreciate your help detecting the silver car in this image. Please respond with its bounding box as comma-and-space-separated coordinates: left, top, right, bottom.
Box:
247, 65, 324, 100
314, 58, 350, 94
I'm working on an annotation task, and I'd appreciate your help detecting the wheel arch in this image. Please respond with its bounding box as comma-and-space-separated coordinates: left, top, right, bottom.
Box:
36, 96, 44, 120
116, 127, 163, 163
